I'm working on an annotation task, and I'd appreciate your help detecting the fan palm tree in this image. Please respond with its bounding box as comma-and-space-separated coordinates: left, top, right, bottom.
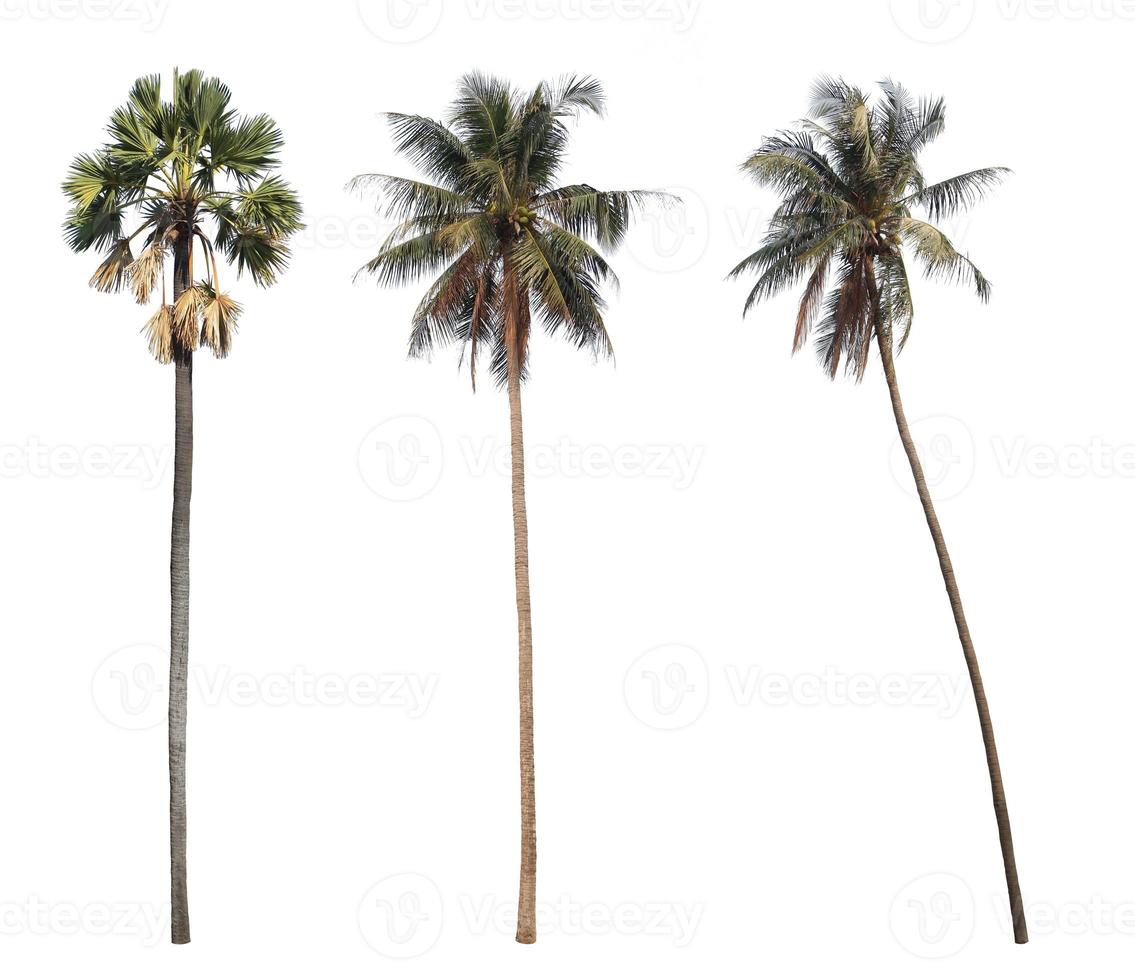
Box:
352, 72, 667, 944
729, 77, 1027, 944
63, 69, 302, 945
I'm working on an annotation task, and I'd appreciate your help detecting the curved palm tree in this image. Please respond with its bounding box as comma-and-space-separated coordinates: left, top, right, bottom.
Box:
729, 77, 1027, 944
63, 69, 302, 945
352, 72, 667, 944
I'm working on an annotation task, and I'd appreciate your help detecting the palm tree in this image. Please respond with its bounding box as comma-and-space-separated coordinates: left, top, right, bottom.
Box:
63, 69, 302, 944
729, 77, 1027, 944
352, 72, 667, 944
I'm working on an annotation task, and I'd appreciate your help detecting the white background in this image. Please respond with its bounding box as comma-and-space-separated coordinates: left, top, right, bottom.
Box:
1, 0, 1131, 975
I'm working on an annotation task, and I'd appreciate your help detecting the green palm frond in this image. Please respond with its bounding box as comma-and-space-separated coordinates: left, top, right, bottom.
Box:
359, 228, 466, 288
206, 113, 284, 181
347, 174, 474, 222
535, 221, 619, 291
449, 71, 516, 160
513, 229, 611, 356
901, 168, 1011, 222
877, 249, 915, 351
544, 74, 607, 117
900, 218, 991, 300
385, 113, 473, 188
534, 186, 673, 249
512, 74, 606, 191
222, 226, 291, 286
226, 175, 302, 234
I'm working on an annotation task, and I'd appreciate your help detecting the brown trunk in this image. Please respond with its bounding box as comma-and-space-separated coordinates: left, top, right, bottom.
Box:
169, 232, 193, 945
504, 255, 537, 945
868, 258, 1027, 944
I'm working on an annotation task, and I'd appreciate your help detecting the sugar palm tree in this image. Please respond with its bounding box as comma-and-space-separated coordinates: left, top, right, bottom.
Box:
63, 69, 302, 944
729, 77, 1027, 944
352, 72, 667, 944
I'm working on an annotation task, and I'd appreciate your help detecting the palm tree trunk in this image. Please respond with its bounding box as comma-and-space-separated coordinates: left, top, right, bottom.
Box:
873, 311, 1027, 944
500, 251, 537, 944
169, 238, 193, 945
507, 352, 538, 944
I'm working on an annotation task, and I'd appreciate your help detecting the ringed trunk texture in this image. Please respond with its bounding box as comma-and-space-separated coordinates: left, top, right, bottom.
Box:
502, 252, 537, 945
508, 356, 537, 945
169, 238, 193, 945
874, 313, 1027, 944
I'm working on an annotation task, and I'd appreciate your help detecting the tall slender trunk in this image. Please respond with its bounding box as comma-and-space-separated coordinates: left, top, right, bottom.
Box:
504, 258, 537, 945
869, 263, 1027, 943
169, 233, 193, 945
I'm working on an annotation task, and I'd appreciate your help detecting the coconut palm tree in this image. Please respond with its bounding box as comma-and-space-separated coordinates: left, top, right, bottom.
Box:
729, 77, 1027, 944
63, 69, 302, 945
352, 72, 667, 944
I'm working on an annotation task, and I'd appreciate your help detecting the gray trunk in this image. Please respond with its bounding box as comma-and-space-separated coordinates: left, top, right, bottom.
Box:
169, 236, 193, 945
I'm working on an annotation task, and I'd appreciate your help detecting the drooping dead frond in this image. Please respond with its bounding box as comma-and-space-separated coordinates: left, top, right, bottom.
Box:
89, 239, 134, 293
199, 286, 241, 358
172, 285, 203, 355
142, 304, 175, 364
127, 243, 166, 305
793, 250, 831, 353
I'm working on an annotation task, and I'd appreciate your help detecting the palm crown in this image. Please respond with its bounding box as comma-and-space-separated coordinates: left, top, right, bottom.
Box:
63, 69, 303, 363
729, 77, 1008, 378
352, 71, 668, 388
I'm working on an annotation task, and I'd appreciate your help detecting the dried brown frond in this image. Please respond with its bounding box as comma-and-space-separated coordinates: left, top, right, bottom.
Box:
172, 285, 203, 355
89, 239, 133, 293
200, 289, 241, 358
127, 243, 166, 305
142, 304, 175, 364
